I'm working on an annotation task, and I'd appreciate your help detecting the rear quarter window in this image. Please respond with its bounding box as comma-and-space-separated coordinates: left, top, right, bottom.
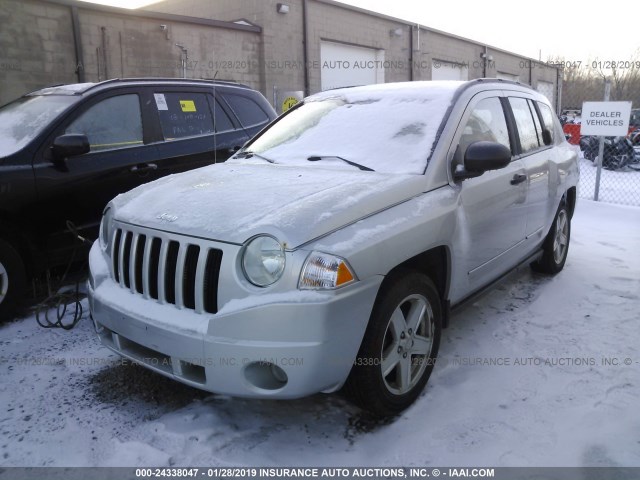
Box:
223, 93, 271, 128
211, 98, 235, 133
537, 101, 557, 143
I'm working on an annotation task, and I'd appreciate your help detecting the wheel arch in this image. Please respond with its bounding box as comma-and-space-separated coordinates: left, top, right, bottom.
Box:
381, 245, 451, 327
565, 186, 577, 219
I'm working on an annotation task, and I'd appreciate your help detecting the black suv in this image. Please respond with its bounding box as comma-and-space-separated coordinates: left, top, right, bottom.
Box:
0, 78, 276, 320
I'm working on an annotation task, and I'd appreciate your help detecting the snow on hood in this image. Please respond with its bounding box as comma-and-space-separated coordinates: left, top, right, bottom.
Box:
112, 162, 426, 248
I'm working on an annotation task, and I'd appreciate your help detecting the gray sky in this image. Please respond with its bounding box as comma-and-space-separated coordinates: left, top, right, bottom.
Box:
337, 0, 636, 62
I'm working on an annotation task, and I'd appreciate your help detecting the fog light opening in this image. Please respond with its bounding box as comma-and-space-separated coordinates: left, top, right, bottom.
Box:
244, 362, 288, 391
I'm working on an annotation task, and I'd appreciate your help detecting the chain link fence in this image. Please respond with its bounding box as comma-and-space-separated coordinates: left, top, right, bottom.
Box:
558, 66, 640, 206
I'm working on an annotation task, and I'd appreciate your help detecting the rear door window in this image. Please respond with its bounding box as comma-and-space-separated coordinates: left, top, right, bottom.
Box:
66, 94, 143, 152
223, 93, 271, 128
508, 97, 541, 154
155, 92, 214, 141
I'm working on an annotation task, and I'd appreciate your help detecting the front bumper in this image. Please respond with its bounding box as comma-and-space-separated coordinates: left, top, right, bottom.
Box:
88, 243, 382, 398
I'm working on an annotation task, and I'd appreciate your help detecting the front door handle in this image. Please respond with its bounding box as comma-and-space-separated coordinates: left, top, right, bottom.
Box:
130, 163, 158, 174
510, 173, 527, 185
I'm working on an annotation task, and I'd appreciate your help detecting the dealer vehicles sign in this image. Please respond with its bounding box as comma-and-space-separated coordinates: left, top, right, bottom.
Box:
581, 101, 632, 136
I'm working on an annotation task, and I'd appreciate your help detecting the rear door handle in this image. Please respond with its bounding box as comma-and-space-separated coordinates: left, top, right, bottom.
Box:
130, 163, 158, 173
510, 173, 527, 185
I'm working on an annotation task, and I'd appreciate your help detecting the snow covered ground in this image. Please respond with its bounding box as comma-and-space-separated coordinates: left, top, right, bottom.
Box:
1, 200, 639, 467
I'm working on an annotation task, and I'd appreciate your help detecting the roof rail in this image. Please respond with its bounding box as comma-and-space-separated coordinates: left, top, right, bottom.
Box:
470, 77, 529, 88
80, 77, 251, 94
22, 83, 67, 96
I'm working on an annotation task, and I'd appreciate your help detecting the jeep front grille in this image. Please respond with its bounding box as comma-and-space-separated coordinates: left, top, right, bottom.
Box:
111, 227, 222, 314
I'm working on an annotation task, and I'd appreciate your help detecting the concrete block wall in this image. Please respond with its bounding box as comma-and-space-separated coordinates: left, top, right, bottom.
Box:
414, 29, 486, 81
77, 10, 261, 88
0, 0, 263, 105
150, 0, 561, 108
152, 0, 307, 102
247, 0, 305, 102
0, 0, 562, 109
0, 0, 77, 104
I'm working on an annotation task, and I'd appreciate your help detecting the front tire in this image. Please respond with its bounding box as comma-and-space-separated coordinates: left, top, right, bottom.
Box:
344, 272, 442, 417
531, 200, 571, 274
0, 238, 27, 322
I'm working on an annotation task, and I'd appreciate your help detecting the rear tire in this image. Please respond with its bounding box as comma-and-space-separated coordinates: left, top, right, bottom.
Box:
531, 200, 570, 275
0, 238, 27, 322
343, 272, 442, 417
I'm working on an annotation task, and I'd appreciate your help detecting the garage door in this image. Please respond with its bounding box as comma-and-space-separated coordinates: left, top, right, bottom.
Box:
320, 41, 384, 91
431, 60, 468, 81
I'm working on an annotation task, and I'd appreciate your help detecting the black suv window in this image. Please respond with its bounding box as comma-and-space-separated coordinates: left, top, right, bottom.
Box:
223, 93, 270, 128
66, 94, 143, 152
211, 98, 235, 133
0, 95, 78, 156
155, 92, 214, 141
508, 97, 540, 154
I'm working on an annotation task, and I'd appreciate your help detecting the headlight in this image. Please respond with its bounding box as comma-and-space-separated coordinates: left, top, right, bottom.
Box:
241, 235, 286, 287
99, 207, 113, 251
299, 252, 356, 290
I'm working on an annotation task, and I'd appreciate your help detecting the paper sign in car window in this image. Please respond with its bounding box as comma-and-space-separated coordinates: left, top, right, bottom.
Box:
180, 100, 197, 112
154, 94, 168, 111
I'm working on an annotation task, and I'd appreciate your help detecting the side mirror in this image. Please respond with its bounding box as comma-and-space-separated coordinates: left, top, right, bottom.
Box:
454, 141, 512, 181
51, 134, 90, 161
542, 129, 553, 146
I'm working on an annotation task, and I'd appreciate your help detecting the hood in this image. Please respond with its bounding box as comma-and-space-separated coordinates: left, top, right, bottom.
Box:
112, 162, 427, 248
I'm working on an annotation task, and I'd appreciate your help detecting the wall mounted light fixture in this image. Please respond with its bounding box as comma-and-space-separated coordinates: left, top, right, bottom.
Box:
277, 3, 289, 14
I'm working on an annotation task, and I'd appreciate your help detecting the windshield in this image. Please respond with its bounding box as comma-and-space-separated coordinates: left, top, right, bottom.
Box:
0, 95, 79, 157
238, 87, 456, 174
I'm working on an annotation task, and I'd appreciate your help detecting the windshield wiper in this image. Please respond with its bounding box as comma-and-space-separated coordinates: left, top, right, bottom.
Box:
307, 156, 374, 172
234, 151, 276, 164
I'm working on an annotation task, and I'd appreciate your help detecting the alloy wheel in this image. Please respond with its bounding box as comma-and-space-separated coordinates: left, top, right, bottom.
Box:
380, 294, 434, 395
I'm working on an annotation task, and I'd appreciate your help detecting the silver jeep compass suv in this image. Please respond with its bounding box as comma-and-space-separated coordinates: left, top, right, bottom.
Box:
88, 79, 578, 416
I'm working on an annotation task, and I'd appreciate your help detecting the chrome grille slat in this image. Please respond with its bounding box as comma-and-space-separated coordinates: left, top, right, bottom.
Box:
118, 231, 129, 288
157, 240, 170, 304
174, 243, 187, 309
193, 248, 208, 314
111, 229, 122, 283
129, 232, 139, 293
140, 235, 151, 298
111, 226, 222, 314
